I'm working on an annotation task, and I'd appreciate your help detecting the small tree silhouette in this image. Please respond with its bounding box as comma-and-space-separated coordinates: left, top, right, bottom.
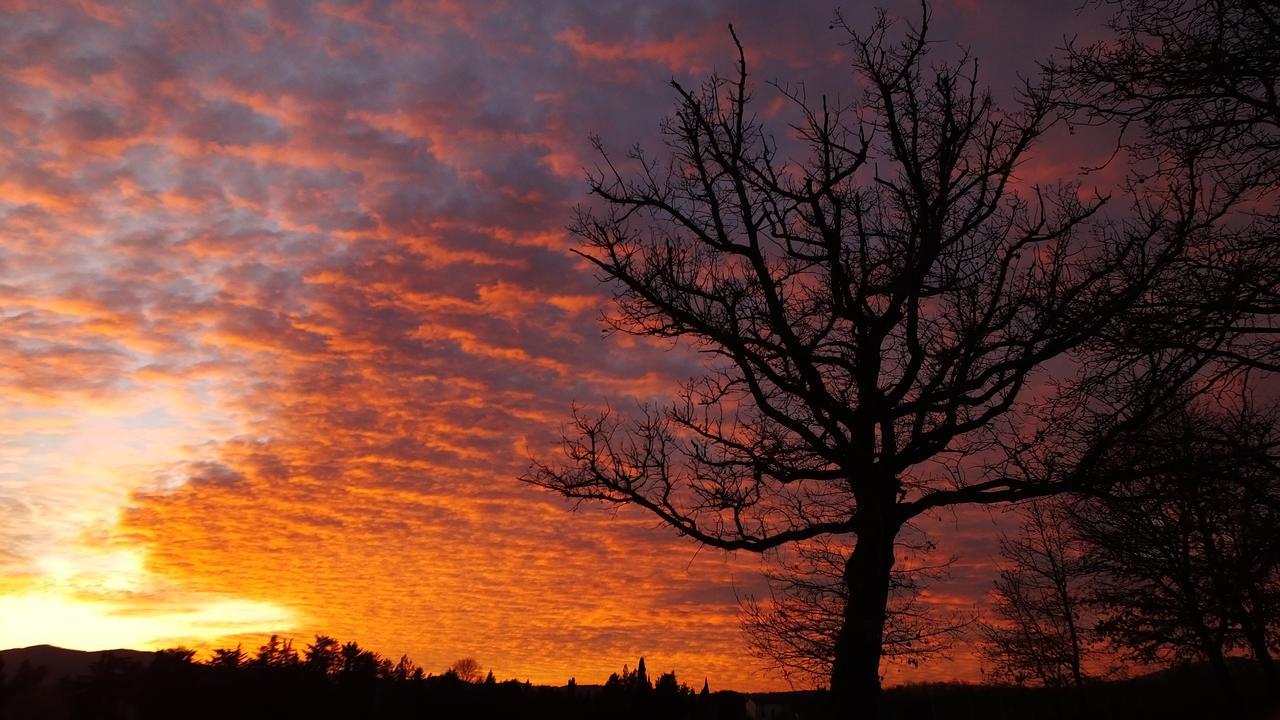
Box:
654, 670, 681, 696
448, 657, 482, 684
633, 657, 651, 691
254, 635, 299, 669
209, 645, 246, 670
980, 501, 1092, 689
392, 654, 418, 682
338, 641, 384, 682
304, 635, 342, 677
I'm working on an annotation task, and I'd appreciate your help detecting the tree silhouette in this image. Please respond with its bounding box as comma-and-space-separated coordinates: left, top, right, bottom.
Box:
980, 501, 1093, 689
254, 635, 299, 669
1071, 396, 1280, 710
741, 530, 966, 687
1050, 0, 1280, 374
391, 654, 418, 682
524, 4, 1260, 713
338, 641, 387, 683
153, 648, 196, 665
449, 658, 482, 684
634, 656, 651, 691
209, 645, 246, 671
304, 635, 342, 677
654, 669, 681, 696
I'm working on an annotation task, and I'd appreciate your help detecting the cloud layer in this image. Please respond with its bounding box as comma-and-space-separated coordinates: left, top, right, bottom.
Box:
0, 0, 1096, 689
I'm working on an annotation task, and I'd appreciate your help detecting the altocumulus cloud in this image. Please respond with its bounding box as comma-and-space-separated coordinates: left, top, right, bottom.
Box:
0, 0, 1091, 689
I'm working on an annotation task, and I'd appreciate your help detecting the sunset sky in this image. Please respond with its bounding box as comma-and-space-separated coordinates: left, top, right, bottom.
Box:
0, 0, 1105, 691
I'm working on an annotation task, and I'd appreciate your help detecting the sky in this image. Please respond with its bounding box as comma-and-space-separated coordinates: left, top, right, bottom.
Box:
0, 0, 1105, 691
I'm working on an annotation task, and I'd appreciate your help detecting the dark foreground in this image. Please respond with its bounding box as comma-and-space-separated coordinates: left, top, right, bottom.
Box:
1, 646, 1276, 719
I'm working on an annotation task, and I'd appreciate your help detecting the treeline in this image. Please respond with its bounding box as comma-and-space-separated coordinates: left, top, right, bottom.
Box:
3, 638, 1276, 719
0, 638, 742, 720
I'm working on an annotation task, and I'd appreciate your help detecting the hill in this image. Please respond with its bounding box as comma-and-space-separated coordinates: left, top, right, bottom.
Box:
0, 645, 154, 684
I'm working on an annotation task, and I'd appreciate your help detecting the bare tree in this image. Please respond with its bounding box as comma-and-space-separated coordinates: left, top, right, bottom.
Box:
740, 527, 966, 688
980, 501, 1093, 689
1071, 396, 1280, 709
1058, 0, 1279, 187
1051, 0, 1280, 373
1047, 6, 1279, 701
449, 657, 482, 684
524, 5, 1256, 713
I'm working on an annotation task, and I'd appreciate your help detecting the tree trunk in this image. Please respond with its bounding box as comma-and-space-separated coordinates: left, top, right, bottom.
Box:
1056, 573, 1085, 691
1243, 588, 1279, 696
829, 509, 897, 719
1240, 617, 1278, 698
1197, 628, 1244, 719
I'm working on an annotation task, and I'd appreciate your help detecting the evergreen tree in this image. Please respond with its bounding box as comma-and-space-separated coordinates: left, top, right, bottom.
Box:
655, 670, 680, 696
210, 646, 246, 671
304, 635, 342, 677
634, 657, 650, 691
254, 635, 299, 669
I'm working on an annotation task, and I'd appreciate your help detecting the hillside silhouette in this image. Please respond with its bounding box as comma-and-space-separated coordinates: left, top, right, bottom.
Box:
1, 639, 1276, 719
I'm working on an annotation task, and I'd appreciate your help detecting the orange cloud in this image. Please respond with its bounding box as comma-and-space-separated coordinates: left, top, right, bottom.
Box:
0, 0, 1106, 692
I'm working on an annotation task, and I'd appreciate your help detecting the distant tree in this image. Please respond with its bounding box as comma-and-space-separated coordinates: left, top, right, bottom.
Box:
522, 3, 1268, 710
391, 654, 418, 682
980, 501, 1093, 689
1071, 396, 1280, 708
338, 641, 386, 682
153, 647, 196, 666
304, 635, 342, 677
654, 670, 681, 696
741, 529, 967, 688
209, 645, 246, 670
484, 669, 496, 686
633, 656, 651, 691
449, 657, 482, 684
254, 635, 299, 669
73, 651, 138, 718
602, 658, 660, 700
1040, 0, 1280, 700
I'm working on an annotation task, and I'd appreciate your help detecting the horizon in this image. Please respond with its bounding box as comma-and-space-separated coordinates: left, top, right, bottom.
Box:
0, 640, 1223, 690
